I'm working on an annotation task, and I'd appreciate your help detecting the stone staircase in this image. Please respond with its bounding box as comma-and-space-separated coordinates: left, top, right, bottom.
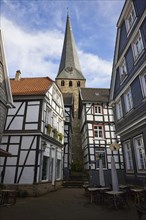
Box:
62, 173, 88, 188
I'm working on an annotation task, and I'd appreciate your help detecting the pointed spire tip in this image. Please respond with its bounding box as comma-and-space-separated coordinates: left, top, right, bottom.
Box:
67, 7, 69, 17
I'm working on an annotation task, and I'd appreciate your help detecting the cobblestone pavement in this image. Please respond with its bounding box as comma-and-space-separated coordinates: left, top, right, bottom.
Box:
0, 188, 139, 220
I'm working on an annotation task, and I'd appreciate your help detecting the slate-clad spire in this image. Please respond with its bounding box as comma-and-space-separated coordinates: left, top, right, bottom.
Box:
56, 15, 85, 80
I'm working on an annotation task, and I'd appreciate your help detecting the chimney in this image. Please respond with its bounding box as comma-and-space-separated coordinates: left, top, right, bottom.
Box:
15, 70, 21, 81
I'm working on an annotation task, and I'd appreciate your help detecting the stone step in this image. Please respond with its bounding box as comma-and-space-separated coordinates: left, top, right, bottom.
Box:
62, 180, 84, 188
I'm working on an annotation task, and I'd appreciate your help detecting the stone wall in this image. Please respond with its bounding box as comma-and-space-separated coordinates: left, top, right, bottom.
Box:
56, 79, 85, 162
3, 181, 63, 197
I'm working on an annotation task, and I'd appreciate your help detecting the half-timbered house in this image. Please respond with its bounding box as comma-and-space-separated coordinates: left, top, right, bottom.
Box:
110, 0, 146, 186
79, 88, 125, 186
0, 72, 65, 195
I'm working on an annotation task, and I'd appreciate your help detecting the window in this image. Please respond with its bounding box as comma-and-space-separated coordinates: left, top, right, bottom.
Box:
132, 32, 144, 60
56, 159, 61, 179
52, 113, 57, 129
46, 108, 51, 125
42, 156, 49, 180
119, 59, 127, 83
94, 105, 102, 114
134, 135, 146, 172
61, 80, 65, 86
123, 141, 134, 172
95, 148, 106, 169
124, 88, 133, 113
77, 81, 80, 87
93, 125, 104, 139
140, 72, 146, 97
116, 99, 123, 120
125, 3, 136, 33
69, 81, 72, 87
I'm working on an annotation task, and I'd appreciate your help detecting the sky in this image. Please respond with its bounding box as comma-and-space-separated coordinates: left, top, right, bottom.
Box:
1, 0, 125, 88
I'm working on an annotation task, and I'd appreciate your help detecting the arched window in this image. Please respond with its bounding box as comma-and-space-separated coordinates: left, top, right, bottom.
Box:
77, 81, 80, 87
69, 81, 72, 87
61, 80, 65, 86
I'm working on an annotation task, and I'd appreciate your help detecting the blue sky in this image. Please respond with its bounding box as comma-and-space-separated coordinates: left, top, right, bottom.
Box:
1, 0, 125, 88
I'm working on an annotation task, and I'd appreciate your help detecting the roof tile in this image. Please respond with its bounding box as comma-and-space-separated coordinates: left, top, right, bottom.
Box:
10, 77, 53, 96
80, 88, 110, 103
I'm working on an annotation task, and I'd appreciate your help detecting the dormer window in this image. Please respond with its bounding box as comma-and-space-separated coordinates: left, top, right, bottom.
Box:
132, 31, 144, 61
119, 59, 127, 83
125, 3, 136, 34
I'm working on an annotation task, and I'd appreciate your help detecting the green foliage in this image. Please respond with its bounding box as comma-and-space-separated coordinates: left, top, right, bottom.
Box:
47, 124, 52, 135
53, 128, 58, 139
71, 160, 83, 172
58, 133, 63, 142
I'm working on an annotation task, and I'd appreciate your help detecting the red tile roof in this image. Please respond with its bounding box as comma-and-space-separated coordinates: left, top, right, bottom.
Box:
10, 77, 53, 96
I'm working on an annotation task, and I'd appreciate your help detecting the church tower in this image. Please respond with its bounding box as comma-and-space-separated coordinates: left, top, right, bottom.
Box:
55, 15, 86, 168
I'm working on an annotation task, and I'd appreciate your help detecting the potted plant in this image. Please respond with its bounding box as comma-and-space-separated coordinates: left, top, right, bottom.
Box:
53, 128, 58, 139
47, 124, 52, 135
58, 133, 63, 142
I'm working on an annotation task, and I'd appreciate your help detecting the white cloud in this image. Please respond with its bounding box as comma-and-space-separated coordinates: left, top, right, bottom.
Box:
79, 51, 112, 88
1, 16, 112, 88
1, 17, 63, 79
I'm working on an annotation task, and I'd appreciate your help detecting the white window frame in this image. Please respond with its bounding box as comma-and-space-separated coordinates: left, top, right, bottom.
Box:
140, 72, 146, 98
124, 87, 133, 113
41, 155, 50, 181
123, 140, 134, 173
132, 31, 144, 61
56, 159, 61, 179
116, 99, 123, 120
119, 59, 127, 83
52, 113, 57, 129
133, 135, 146, 173
45, 107, 52, 126
125, 3, 136, 34
94, 105, 102, 114
93, 125, 104, 139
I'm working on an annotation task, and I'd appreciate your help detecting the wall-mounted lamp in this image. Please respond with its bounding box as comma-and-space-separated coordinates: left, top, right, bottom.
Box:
110, 142, 120, 151
41, 141, 47, 151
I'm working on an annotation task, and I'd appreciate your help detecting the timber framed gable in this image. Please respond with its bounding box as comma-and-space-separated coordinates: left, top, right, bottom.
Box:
0, 76, 65, 195
79, 88, 124, 186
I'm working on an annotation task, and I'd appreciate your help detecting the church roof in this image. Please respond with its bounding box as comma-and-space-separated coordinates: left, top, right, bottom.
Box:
10, 77, 53, 96
56, 15, 85, 80
80, 88, 110, 103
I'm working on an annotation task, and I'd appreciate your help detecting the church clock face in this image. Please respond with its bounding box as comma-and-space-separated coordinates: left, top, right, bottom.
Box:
65, 66, 73, 73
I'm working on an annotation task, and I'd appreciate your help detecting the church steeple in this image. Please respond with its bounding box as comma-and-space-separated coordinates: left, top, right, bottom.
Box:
56, 15, 85, 80
55, 15, 85, 176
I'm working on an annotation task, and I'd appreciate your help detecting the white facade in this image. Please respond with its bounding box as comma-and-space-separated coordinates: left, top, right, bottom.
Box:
0, 81, 65, 191
80, 103, 123, 171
